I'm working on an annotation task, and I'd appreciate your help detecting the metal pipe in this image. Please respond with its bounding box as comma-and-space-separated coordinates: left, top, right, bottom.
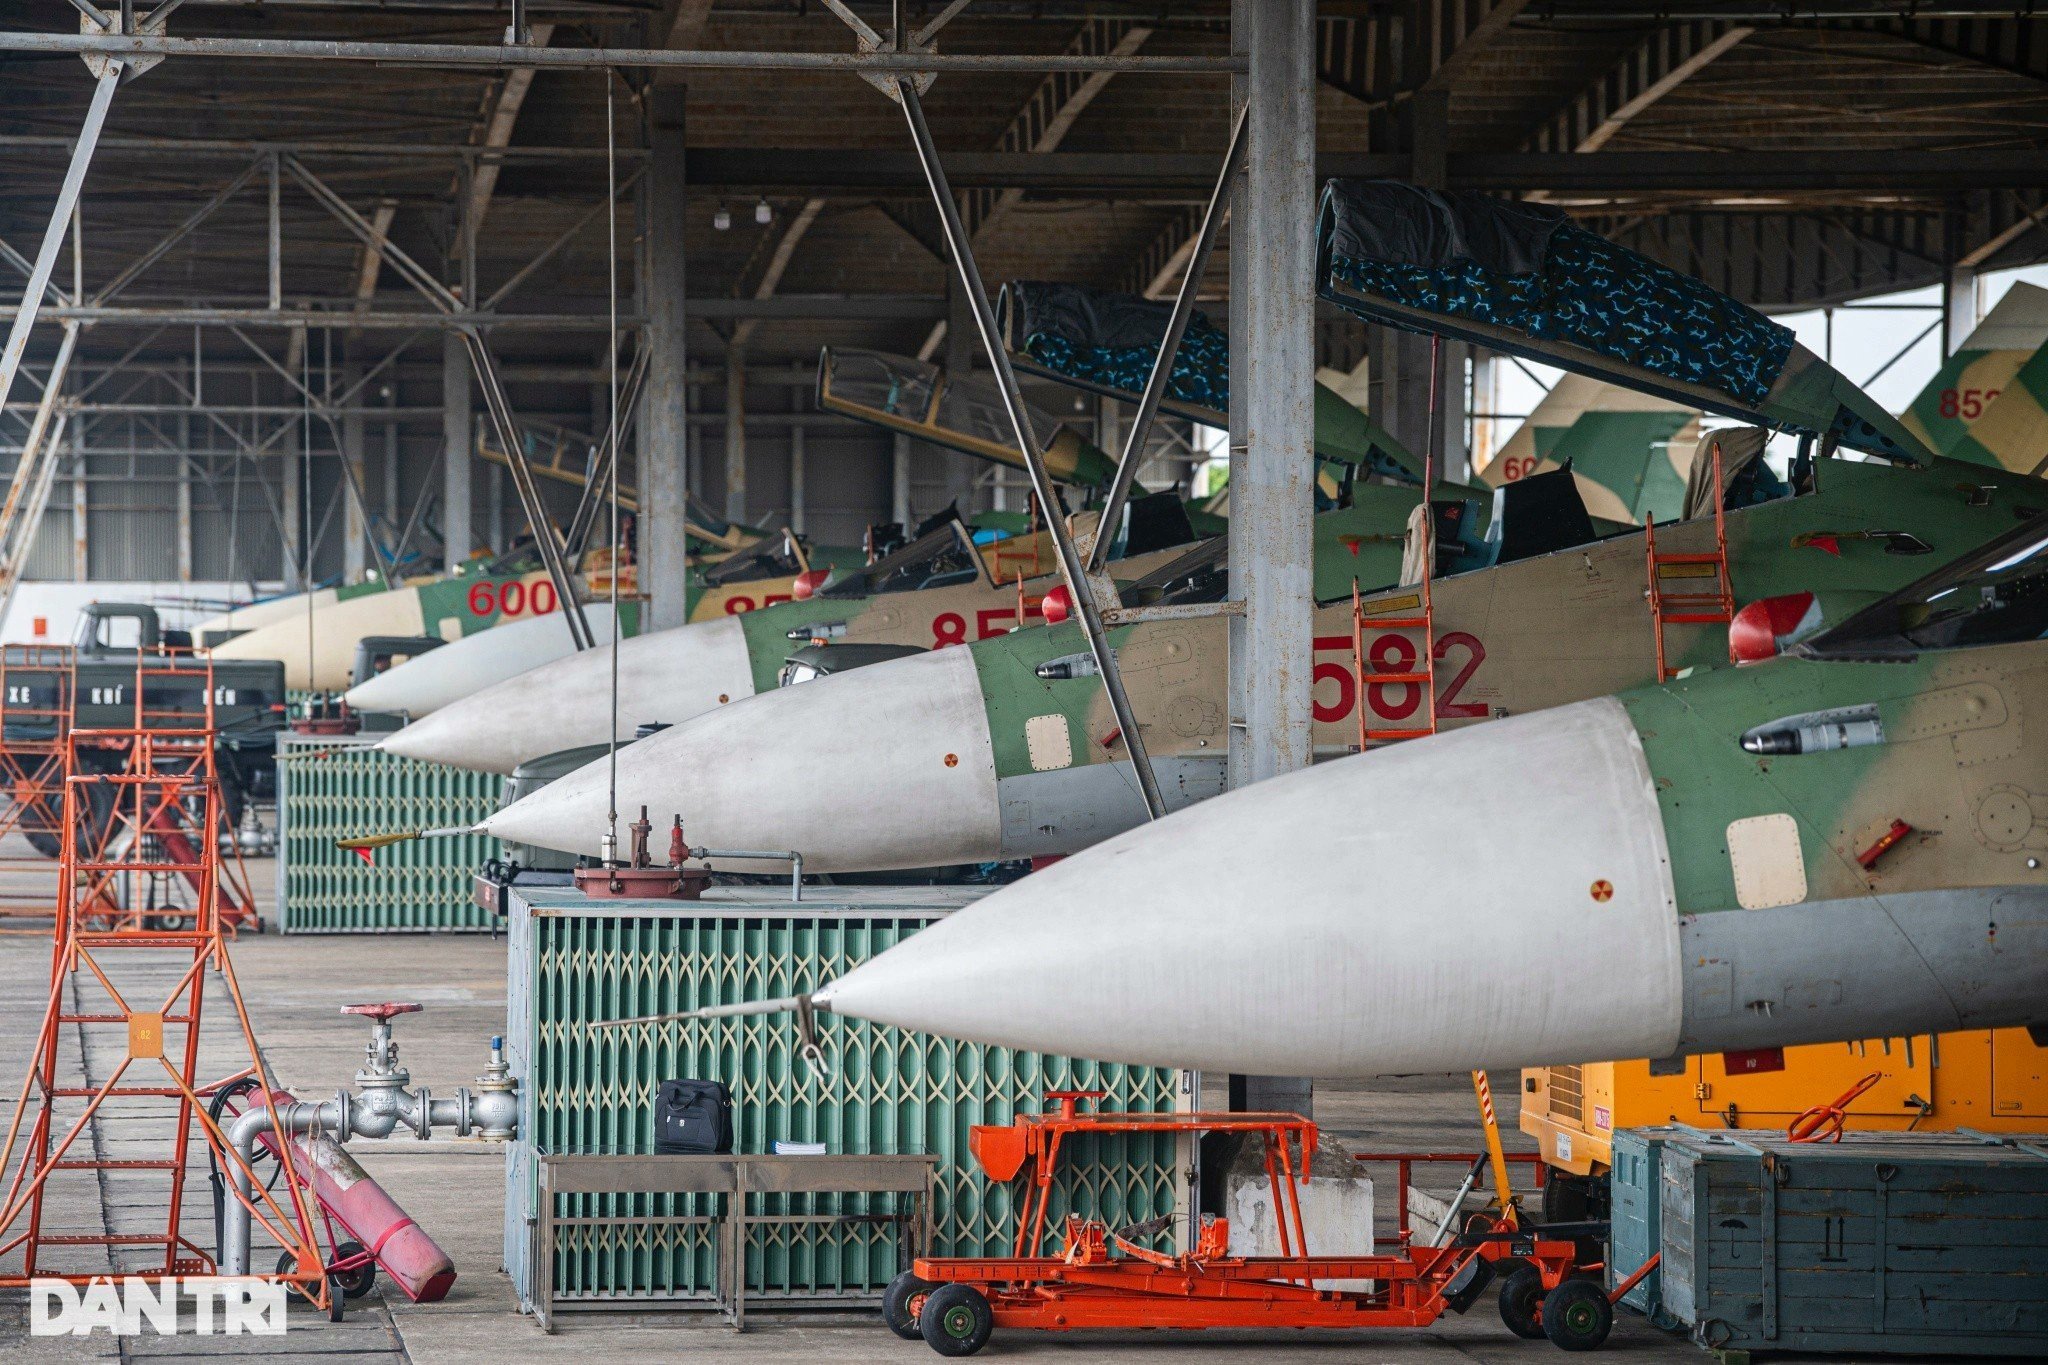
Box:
692, 847, 805, 902
0, 31, 1244, 75
1086, 101, 1246, 574
897, 79, 1166, 822
0, 306, 646, 329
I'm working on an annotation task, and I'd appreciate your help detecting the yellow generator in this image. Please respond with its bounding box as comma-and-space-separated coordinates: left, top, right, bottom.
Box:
1521, 1028, 2048, 1219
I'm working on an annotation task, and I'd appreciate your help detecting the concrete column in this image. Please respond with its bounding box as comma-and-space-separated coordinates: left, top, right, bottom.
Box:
280, 419, 303, 589
788, 424, 806, 534
643, 85, 691, 630
1226, 0, 1316, 1120
723, 347, 747, 523
891, 432, 912, 528
176, 413, 193, 582
488, 461, 507, 553
69, 418, 87, 581
442, 332, 472, 570
341, 364, 367, 581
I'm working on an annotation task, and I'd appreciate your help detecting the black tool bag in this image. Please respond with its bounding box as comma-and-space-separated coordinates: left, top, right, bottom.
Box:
653, 1078, 734, 1155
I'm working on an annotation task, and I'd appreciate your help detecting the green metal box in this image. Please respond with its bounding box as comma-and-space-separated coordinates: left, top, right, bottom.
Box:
501, 884, 1187, 1313
1608, 1127, 1673, 1323
275, 733, 503, 933
1658, 1127, 2048, 1356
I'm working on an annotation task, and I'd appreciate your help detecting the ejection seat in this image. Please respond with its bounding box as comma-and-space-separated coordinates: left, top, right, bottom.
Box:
1682, 425, 1783, 519
1398, 465, 1601, 584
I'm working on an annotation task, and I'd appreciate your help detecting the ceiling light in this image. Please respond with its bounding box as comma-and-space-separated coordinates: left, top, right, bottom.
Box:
754, 198, 773, 226
713, 204, 731, 231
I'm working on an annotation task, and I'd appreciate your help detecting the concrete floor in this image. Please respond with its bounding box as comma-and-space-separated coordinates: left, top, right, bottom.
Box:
0, 851, 1714, 1363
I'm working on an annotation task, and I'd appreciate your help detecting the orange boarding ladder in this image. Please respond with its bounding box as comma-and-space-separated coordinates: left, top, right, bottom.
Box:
1644, 437, 1735, 682
0, 652, 329, 1309
0, 644, 76, 923
1353, 449, 1439, 749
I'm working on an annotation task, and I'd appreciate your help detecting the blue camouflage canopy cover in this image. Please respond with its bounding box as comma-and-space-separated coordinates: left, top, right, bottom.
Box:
999, 280, 1231, 417
1317, 180, 1792, 408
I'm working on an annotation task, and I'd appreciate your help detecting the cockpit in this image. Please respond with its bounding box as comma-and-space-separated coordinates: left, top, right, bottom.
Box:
1801, 518, 2048, 659
820, 518, 982, 599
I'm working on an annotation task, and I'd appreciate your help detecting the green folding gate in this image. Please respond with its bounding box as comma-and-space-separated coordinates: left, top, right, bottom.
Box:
503, 885, 1186, 1310
276, 733, 503, 932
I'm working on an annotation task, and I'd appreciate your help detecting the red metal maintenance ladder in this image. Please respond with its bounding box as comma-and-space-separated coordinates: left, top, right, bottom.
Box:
1644, 438, 1735, 682
1353, 447, 1440, 749
0, 655, 325, 1307
0, 644, 78, 924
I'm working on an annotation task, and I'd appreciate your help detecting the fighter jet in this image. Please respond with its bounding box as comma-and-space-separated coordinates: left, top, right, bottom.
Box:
384, 305, 1454, 773
215, 515, 845, 695
379, 500, 1210, 773
1477, 372, 1700, 525
487, 186, 2042, 870
1899, 280, 2048, 463
746, 517, 2048, 1077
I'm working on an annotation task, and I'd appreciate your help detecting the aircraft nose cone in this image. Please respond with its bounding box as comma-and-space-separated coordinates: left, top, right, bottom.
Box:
816, 697, 1687, 1077
480, 644, 1003, 873
379, 615, 754, 774
345, 605, 626, 716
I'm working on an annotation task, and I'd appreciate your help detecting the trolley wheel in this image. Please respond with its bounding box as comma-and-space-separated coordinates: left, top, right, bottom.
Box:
919, 1283, 992, 1357
331, 1240, 378, 1300
1541, 1277, 1614, 1352
1498, 1266, 1547, 1340
882, 1271, 935, 1341
275, 1249, 299, 1279
327, 1274, 347, 1322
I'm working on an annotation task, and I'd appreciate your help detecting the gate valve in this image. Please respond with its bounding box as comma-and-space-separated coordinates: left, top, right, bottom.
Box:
345, 1002, 421, 1089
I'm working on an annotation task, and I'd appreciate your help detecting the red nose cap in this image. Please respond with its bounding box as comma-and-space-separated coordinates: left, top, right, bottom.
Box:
791, 569, 830, 600
1041, 584, 1073, 626
1728, 591, 1819, 664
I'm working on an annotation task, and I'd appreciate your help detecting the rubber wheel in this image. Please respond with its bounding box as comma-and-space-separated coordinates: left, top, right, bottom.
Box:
331, 1240, 378, 1300
275, 1250, 298, 1278
1543, 1171, 1593, 1224
1498, 1265, 1547, 1340
919, 1283, 992, 1357
882, 1271, 934, 1341
326, 1274, 347, 1322
1542, 1277, 1614, 1351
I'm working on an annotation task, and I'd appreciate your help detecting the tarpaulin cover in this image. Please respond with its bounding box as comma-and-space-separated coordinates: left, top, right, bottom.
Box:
1318, 180, 1793, 409
1001, 281, 1229, 415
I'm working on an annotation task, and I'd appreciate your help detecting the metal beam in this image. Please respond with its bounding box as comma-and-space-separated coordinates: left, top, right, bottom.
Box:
0, 306, 648, 328
443, 332, 472, 572
899, 77, 1167, 822
1417, 0, 1538, 95
0, 30, 1243, 75
461, 22, 558, 253
682, 147, 2048, 193
0, 68, 118, 418
1527, 22, 1753, 154
910, 17, 1155, 358
1089, 103, 1246, 574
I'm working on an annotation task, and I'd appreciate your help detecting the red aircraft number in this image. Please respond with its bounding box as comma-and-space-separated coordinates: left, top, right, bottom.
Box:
1310, 630, 1488, 725
467, 579, 560, 618
1938, 387, 2000, 421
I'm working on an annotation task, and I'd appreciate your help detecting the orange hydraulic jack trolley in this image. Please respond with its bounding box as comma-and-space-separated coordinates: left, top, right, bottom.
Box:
883, 1090, 1614, 1356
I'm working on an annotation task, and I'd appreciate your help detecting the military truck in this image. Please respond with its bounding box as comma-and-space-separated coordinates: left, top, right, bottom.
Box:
2, 603, 288, 854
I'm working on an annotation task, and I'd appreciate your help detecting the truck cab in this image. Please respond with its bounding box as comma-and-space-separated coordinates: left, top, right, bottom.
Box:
73, 602, 189, 657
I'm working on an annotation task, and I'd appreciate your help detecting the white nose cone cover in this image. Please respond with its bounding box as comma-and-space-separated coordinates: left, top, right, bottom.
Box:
380, 615, 753, 774
818, 697, 1687, 1078
344, 604, 627, 717
481, 644, 1002, 873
